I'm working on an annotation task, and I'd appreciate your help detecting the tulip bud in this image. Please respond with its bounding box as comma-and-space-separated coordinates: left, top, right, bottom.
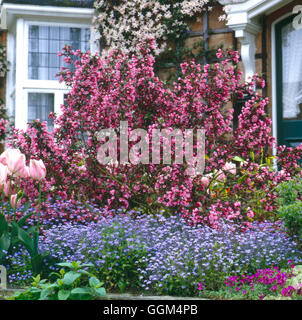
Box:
3, 181, 14, 197
10, 194, 21, 208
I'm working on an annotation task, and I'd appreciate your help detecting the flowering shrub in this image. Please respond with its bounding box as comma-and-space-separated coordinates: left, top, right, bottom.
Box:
4, 214, 302, 296
93, 0, 212, 57
9, 42, 302, 226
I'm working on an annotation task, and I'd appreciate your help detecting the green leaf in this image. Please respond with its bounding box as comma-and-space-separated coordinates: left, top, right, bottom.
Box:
57, 262, 73, 269
17, 211, 35, 228
0, 214, 8, 235
94, 287, 106, 297
17, 226, 34, 254
39, 288, 50, 300
31, 254, 46, 275
89, 276, 101, 288
62, 271, 81, 286
71, 288, 90, 295
77, 263, 94, 268
70, 287, 92, 300
232, 156, 247, 163
58, 289, 71, 300
0, 232, 11, 253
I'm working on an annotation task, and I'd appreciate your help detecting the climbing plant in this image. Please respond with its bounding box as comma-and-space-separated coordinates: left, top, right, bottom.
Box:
93, 0, 225, 81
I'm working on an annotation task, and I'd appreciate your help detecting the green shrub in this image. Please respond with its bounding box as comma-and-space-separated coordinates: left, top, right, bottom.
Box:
277, 176, 302, 247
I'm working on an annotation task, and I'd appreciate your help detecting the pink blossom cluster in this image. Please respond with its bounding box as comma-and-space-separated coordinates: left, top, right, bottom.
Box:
8, 43, 302, 227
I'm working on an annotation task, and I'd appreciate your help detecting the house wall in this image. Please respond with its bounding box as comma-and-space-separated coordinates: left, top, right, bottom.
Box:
0, 1, 299, 133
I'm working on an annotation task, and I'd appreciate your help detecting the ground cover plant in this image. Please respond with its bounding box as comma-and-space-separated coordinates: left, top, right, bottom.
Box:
3, 213, 302, 298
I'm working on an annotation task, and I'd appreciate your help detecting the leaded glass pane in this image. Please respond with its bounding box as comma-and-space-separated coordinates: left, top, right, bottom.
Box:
28, 93, 54, 130
28, 25, 90, 80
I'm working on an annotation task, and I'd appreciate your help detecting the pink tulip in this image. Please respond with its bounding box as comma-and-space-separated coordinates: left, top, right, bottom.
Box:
29, 159, 46, 180
10, 194, 21, 208
3, 181, 14, 197
16, 165, 30, 179
0, 163, 8, 185
0, 149, 26, 174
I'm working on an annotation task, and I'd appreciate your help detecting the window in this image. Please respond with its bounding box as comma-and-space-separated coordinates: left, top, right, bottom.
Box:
25, 23, 91, 130
28, 25, 90, 80
28, 93, 54, 130
3, 5, 96, 132
275, 14, 302, 148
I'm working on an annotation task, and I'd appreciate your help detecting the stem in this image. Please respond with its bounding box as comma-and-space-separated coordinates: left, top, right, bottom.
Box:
33, 181, 42, 257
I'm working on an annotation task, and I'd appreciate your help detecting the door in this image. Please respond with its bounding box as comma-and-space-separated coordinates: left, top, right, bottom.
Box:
276, 14, 302, 147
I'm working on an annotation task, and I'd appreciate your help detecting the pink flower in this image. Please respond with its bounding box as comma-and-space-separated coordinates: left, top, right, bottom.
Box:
216, 170, 226, 182
16, 165, 30, 179
246, 207, 255, 218
198, 283, 203, 291
3, 181, 14, 197
10, 194, 21, 208
222, 162, 236, 175
200, 176, 210, 187
29, 159, 46, 180
0, 163, 8, 185
0, 149, 26, 174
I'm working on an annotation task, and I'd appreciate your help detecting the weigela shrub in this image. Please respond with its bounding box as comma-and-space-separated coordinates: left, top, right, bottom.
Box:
9, 42, 302, 226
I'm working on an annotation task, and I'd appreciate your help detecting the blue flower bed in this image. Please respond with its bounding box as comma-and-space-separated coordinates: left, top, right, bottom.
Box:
4, 213, 302, 296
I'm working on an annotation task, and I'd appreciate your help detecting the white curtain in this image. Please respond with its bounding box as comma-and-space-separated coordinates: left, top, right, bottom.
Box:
282, 23, 302, 119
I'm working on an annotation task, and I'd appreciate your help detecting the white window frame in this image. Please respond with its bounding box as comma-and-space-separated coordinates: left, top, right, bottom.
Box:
15, 20, 93, 130
23, 88, 70, 129
3, 4, 97, 131
24, 20, 92, 88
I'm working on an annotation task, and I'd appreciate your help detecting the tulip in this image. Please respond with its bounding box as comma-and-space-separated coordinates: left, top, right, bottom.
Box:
3, 181, 14, 197
29, 159, 46, 180
0, 149, 26, 174
0, 163, 8, 185
16, 165, 30, 179
10, 194, 21, 208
